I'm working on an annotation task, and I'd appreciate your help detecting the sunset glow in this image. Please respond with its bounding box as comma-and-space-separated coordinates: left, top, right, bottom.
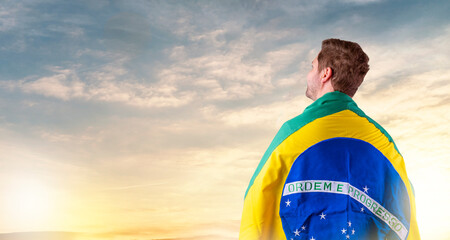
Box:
0, 1, 449, 240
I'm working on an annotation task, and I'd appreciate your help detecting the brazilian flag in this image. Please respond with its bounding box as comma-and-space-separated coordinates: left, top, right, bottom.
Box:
240, 91, 420, 240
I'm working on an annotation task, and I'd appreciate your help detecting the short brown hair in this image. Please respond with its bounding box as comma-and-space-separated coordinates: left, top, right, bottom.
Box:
317, 38, 369, 97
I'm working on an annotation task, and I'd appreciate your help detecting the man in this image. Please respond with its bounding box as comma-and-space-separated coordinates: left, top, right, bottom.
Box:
240, 39, 419, 240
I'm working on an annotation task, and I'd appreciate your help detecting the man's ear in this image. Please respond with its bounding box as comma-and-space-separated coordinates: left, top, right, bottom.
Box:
320, 67, 333, 83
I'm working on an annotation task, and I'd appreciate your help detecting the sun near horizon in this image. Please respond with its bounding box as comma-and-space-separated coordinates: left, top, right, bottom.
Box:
1, 0, 449, 239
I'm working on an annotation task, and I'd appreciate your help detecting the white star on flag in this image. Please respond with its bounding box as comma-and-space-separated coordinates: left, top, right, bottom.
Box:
346, 234, 350, 239
341, 228, 347, 234
363, 185, 369, 193
285, 199, 291, 207
352, 229, 355, 235
310, 237, 316, 240
319, 212, 326, 219
301, 226, 306, 230
360, 207, 364, 212
293, 229, 300, 236
348, 221, 352, 227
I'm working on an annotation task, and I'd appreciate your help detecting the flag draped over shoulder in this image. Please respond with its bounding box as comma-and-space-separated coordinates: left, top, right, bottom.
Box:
240, 91, 420, 240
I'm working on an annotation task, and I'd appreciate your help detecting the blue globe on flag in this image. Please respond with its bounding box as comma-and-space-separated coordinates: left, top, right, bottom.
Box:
280, 138, 410, 240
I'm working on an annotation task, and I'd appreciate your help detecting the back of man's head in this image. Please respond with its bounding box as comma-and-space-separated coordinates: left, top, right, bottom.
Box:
318, 39, 370, 97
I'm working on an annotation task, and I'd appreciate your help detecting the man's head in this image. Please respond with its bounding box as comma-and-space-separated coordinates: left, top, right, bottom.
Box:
306, 38, 370, 100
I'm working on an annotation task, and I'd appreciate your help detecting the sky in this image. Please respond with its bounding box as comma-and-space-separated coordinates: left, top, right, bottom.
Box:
0, 0, 449, 239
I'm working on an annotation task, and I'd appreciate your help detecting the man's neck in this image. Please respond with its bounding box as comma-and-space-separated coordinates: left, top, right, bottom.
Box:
314, 86, 336, 101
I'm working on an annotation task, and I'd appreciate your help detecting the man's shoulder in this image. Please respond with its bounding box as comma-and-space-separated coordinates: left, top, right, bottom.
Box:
279, 92, 398, 152
279, 92, 357, 133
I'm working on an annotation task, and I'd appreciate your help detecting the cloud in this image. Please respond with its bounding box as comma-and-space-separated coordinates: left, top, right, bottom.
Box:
340, 0, 383, 4
66, 217, 239, 240
0, 1, 94, 53
358, 24, 450, 95
102, 182, 167, 191
2, 23, 307, 107
46, 24, 85, 38
1, 60, 195, 108
0, 2, 24, 32
38, 128, 102, 144
21, 73, 84, 101
201, 95, 307, 129
0, 232, 78, 240
102, 12, 152, 55
153, 236, 236, 240
1, 1, 449, 239
158, 28, 306, 101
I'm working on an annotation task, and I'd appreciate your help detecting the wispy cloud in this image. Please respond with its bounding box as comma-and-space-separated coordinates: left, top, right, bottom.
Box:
0, 0, 449, 239
1, 60, 195, 108
2, 24, 307, 107
158, 30, 306, 101
0, 232, 78, 240
0, 2, 25, 32
360, 25, 450, 94
340, 0, 383, 4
